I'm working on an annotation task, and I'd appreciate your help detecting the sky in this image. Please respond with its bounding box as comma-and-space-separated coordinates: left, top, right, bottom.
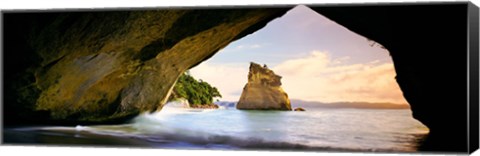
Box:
190, 5, 408, 104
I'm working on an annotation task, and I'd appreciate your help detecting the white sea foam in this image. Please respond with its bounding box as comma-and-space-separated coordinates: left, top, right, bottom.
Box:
75, 125, 88, 131
9, 108, 429, 152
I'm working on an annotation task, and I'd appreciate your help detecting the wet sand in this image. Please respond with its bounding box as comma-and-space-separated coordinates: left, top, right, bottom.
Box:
3, 127, 156, 148
3, 127, 240, 150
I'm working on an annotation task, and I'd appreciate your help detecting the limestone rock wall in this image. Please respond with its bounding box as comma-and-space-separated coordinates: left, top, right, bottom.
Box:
236, 62, 292, 110
3, 8, 289, 124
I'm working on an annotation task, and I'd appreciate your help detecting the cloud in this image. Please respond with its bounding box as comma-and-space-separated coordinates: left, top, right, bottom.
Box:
190, 50, 407, 104
235, 44, 262, 50
273, 51, 407, 104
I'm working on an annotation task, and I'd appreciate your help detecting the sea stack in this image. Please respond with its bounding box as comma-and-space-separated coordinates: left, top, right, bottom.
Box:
237, 62, 292, 110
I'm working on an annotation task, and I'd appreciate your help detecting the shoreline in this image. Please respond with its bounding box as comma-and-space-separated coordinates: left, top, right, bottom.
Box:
2, 108, 425, 153
3, 127, 410, 153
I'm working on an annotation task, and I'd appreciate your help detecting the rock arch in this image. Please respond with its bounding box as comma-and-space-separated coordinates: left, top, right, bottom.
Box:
3, 3, 477, 152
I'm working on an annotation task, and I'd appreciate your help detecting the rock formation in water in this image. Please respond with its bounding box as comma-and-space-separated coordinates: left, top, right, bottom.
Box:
294, 107, 306, 111
3, 4, 476, 152
236, 62, 292, 110
3, 8, 289, 124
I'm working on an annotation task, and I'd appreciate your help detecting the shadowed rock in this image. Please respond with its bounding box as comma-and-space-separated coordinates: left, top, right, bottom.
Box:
309, 3, 476, 152
3, 4, 477, 152
236, 62, 292, 110
3, 8, 290, 124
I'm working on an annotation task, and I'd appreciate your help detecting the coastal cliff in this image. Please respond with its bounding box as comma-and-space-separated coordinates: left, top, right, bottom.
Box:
236, 62, 292, 110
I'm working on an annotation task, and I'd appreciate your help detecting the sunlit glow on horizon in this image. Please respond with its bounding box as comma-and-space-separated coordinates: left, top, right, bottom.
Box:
190, 5, 408, 105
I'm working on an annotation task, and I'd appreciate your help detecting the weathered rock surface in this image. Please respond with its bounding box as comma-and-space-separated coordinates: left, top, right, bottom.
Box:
236, 62, 292, 110
3, 4, 476, 152
4, 8, 289, 124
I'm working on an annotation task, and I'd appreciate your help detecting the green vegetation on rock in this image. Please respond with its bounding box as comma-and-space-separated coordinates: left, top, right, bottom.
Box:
170, 72, 222, 106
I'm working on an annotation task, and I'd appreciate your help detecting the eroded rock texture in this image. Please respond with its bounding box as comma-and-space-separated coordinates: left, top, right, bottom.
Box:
3, 3, 477, 153
3, 8, 289, 124
236, 62, 292, 110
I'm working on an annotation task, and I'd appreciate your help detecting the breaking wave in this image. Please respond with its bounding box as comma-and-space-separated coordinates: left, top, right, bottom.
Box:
9, 104, 428, 152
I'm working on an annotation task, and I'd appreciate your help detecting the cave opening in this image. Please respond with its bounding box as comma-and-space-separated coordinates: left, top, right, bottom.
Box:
3, 3, 472, 152
174, 5, 430, 151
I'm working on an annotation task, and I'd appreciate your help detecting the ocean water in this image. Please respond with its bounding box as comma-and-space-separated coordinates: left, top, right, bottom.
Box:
4, 104, 429, 152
